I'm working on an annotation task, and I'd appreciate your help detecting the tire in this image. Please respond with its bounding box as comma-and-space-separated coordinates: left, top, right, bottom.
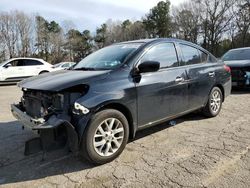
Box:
39, 71, 49, 74
80, 109, 129, 164
202, 87, 223, 117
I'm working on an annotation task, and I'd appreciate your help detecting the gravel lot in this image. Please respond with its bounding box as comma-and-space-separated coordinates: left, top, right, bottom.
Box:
0, 85, 249, 188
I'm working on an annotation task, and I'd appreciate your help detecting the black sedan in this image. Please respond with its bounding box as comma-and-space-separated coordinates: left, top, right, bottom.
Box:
11, 38, 231, 164
222, 47, 250, 87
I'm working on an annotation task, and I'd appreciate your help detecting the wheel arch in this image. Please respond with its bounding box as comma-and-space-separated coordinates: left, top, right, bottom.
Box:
214, 84, 225, 102
96, 102, 136, 139
39, 70, 49, 74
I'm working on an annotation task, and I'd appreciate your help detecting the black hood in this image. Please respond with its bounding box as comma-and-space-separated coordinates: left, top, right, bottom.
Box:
224, 60, 250, 68
19, 70, 110, 91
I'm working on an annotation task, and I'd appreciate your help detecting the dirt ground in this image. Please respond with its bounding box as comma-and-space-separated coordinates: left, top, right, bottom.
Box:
0, 85, 249, 188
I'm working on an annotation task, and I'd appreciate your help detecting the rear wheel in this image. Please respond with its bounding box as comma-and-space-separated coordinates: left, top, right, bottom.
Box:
203, 87, 223, 117
80, 109, 129, 164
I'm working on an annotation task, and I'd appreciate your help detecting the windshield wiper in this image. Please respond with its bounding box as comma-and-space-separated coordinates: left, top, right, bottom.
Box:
74, 67, 96, 71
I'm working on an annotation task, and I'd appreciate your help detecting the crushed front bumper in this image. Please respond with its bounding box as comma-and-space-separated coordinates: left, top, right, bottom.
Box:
11, 104, 79, 154
11, 104, 45, 130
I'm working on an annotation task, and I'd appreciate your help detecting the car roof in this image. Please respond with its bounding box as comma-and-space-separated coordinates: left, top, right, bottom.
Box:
117, 38, 194, 45
228, 47, 250, 52
8, 57, 45, 61
116, 38, 213, 56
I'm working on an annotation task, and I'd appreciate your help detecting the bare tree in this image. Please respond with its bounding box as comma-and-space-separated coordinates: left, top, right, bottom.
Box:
172, 1, 201, 43
0, 11, 19, 58
15, 11, 33, 57
199, 0, 235, 54
234, 0, 250, 47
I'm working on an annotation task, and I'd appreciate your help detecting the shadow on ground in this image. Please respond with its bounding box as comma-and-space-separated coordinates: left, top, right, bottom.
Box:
0, 112, 205, 185
231, 87, 250, 95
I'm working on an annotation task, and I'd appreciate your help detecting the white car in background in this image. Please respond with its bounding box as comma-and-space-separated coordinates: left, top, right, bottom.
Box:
52, 62, 76, 71
0, 57, 52, 83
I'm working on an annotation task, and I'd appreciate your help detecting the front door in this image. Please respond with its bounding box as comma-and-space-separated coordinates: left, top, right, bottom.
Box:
135, 42, 189, 127
2, 59, 25, 81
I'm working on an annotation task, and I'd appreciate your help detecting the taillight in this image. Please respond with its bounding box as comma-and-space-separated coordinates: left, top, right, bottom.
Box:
224, 65, 231, 73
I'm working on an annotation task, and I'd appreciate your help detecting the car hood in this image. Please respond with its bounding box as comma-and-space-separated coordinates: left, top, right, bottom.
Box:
224, 60, 250, 68
19, 70, 110, 91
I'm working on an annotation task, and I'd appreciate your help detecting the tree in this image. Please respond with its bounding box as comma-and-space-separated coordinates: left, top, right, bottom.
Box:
35, 16, 65, 63
65, 29, 93, 62
199, 0, 235, 55
95, 24, 108, 48
15, 11, 33, 57
234, 0, 250, 47
0, 11, 19, 58
172, 1, 200, 43
143, 0, 172, 38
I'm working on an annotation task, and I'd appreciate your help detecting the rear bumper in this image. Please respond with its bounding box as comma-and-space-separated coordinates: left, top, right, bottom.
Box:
223, 78, 232, 99
231, 70, 250, 87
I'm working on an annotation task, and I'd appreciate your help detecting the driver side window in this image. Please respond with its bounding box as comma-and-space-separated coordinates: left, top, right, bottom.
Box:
9, 60, 24, 66
140, 43, 179, 69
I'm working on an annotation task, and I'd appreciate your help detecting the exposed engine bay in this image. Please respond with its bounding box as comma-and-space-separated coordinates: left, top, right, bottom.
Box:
14, 85, 89, 156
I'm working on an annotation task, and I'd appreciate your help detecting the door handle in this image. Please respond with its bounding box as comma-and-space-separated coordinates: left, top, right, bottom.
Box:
209, 72, 215, 77
175, 77, 184, 82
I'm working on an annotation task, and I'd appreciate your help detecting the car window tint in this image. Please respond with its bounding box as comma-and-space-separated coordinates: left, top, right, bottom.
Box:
9, 60, 18, 66
199, 50, 208, 63
180, 44, 201, 65
62, 63, 69, 67
24, 60, 43, 66
209, 55, 217, 63
140, 43, 178, 69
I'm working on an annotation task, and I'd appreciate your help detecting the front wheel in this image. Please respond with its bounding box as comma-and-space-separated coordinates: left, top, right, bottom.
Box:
202, 87, 223, 117
80, 109, 129, 164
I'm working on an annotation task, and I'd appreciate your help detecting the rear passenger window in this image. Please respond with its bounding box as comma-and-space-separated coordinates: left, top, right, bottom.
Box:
24, 60, 43, 66
140, 43, 178, 69
180, 44, 200, 65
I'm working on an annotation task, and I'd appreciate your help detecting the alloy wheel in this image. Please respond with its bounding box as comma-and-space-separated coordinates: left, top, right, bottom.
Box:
93, 118, 124, 157
210, 90, 221, 113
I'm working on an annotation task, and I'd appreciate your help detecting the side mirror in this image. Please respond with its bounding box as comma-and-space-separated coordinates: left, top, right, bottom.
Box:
4, 63, 12, 68
137, 61, 160, 73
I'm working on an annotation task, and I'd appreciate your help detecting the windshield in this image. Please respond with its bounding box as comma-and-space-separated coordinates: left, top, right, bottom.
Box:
52, 63, 63, 68
222, 49, 250, 61
74, 43, 142, 70
0, 60, 8, 67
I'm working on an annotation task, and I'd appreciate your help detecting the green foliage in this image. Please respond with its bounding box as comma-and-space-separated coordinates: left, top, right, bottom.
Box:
65, 29, 93, 62
95, 24, 107, 48
143, 0, 171, 37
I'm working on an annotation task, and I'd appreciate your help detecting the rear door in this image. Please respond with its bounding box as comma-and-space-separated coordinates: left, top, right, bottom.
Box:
135, 42, 189, 127
178, 43, 216, 109
23, 59, 44, 76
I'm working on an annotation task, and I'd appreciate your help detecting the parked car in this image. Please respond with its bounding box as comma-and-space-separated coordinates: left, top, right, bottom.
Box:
222, 47, 250, 87
11, 38, 231, 164
52, 62, 76, 71
0, 57, 52, 83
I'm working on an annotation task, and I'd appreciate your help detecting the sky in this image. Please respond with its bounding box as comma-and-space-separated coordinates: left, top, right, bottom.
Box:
0, 0, 185, 31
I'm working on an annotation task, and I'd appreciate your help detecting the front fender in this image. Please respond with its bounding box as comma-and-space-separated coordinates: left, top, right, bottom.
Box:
74, 90, 137, 139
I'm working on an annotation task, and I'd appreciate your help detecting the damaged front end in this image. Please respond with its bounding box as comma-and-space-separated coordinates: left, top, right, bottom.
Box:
11, 85, 89, 155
